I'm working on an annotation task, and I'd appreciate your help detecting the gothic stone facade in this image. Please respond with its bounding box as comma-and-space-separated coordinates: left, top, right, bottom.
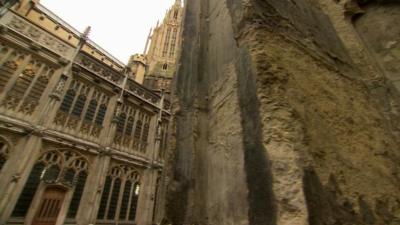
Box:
0, 2, 170, 225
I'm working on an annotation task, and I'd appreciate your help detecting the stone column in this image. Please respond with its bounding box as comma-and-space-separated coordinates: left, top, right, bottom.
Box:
76, 153, 111, 225
135, 168, 158, 225
0, 133, 43, 222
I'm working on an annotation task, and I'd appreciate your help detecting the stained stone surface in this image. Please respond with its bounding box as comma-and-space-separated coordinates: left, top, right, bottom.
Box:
163, 0, 400, 225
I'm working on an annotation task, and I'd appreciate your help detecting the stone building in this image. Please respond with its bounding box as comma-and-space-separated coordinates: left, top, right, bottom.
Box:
164, 0, 400, 225
0, 1, 170, 225
139, 0, 183, 94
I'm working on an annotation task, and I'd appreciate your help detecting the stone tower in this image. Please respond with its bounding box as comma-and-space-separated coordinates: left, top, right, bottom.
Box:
143, 0, 183, 93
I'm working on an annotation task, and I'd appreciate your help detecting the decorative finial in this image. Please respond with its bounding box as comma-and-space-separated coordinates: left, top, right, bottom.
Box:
82, 26, 91, 41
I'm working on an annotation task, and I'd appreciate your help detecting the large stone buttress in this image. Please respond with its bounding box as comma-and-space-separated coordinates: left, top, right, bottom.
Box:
163, 0, 400, 225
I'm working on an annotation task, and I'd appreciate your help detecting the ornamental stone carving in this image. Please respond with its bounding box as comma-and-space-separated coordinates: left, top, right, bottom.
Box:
6, 16, 73, 58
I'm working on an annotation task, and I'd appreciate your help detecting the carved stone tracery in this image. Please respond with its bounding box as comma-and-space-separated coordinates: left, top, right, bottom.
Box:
6, 16, 72, 57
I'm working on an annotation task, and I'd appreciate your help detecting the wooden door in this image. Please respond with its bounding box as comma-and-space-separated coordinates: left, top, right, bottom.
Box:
32, 187, 66, 225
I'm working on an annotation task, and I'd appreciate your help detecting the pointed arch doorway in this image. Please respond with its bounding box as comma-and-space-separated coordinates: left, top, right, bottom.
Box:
32, 186, 67, 225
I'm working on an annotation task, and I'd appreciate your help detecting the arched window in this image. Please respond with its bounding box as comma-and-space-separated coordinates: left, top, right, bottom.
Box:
71, 94, 87, 117
97, 165, 141, 223
125, 116, 135, 136
95, 104, 108, 126
55, 79, 110, 136
162, 63, 168, 70
84, 99, 98, 122
116, 113, 127, 133
19, 66, 54, 115
60, 89, 77, 113
11, 150, 89, 219
0, 58, 54, 114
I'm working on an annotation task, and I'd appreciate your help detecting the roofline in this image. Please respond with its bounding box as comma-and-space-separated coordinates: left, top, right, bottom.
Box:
36, 3, 126, 67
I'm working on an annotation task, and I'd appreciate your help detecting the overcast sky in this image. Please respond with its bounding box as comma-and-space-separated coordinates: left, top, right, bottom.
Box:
41, 0, 176, 64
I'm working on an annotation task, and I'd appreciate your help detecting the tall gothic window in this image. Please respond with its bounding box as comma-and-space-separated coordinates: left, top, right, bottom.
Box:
0, 48, 55, 115
11, 150, 89, 219
0, 48, 25, 94
162, 27, 172, 57
97, 165, 141, 223
169, 28, 178, 58
0, 137, 10, 172
113, 105, 152, 153
55, 79, 110, 137
140, 121, 150, 152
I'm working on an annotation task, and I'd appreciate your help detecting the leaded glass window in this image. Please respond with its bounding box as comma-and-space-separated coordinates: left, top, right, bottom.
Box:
60, 89, 77, 113
97, 176, 112, 219
42, 165, 61, 183
96, 165, 141, 223
71, 94, 86, 117
84, 99, 98, 121
107, 178, 121, 220
119, 180, 132, 220
95, 104, 107, 126
129, 183, 140, 221
12, 163, 45, 217
67, 171, 88, 218
125, 117, 134, 136
116, 113, 127, 133
134, 120, 142, 142
56, 79, 110, 134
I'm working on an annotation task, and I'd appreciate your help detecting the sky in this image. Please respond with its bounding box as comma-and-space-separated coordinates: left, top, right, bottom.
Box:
40, 0, 176, 64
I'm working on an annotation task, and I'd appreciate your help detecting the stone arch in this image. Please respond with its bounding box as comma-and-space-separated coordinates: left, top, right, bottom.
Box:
38, 149, 89, 185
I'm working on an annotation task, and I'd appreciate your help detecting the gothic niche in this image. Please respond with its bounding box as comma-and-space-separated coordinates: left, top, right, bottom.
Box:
352, 1, 400, 90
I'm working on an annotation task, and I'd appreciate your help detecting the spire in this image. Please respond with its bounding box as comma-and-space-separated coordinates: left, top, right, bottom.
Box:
175, 0, 181, 6
81, 26, 91, 41
76, 26, 91, 50
143, 27, 152, 55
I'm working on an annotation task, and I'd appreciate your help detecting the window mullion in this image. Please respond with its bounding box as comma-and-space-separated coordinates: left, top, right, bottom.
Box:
67, 83, 83, 115
129, 111, 138, 150
104, 178, 115, 220
77, 87, 95, 130
125, 180, 136, 222
115, 178, 127, 222
91, 93, 104, 123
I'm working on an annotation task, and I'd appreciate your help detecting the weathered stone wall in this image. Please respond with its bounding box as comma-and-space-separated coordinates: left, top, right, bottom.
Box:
164, 0, 400, 224
354, 3, 400, 90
